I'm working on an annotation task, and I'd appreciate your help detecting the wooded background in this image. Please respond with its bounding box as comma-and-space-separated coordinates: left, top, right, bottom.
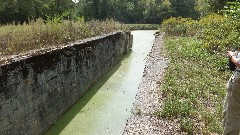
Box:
0, 0, 236, 24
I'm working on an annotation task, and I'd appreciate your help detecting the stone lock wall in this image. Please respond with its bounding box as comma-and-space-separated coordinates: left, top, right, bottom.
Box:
0, 31, 132, 135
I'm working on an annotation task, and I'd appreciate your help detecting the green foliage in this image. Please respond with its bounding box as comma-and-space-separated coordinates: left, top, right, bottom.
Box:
195, 0, 211, 17
123, 24, 159, 30
0, 0, 75, 24
206, 0, 236, 13
159, 4, 239, 132
198, 14, 226, 27
161, 13, 240, 53
143, 0, 174, 24
222, 1, 240, 19
156, 37, 228, 134
169, 0, 199, 19
0, 0, 203, 24
199, 17, 239, 52
0, 19, 120, 56
179, 118, 195, 134
161, 17, 198, 36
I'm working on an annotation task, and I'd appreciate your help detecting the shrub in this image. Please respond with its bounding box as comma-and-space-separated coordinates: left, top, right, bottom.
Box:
198, 14, 226, 28
198, 14, 239, 52
160, 17, 198, 36
161, 14, 240, 53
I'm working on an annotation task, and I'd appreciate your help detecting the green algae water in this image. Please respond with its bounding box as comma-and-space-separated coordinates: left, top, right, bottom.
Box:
44, 30, 157, 135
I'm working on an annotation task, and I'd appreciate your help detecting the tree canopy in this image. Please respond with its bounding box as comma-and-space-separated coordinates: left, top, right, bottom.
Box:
0, 0, 236, 24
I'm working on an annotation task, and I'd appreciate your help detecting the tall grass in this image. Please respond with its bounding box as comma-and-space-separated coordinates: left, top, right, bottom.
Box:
155, 37, 229, 134
0, 18, 120, 56
123, 24, 159, 30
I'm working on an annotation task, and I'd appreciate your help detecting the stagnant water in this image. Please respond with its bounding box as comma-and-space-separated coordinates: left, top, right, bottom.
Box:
44, 30, 157, 135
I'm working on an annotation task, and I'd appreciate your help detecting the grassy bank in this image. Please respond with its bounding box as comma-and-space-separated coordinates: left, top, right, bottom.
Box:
0, 19, 159, 57
156, 36, 230, 134
0, 19, 119, 57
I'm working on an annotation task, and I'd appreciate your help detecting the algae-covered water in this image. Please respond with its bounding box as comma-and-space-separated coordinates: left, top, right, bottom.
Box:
44, 30, 157, 135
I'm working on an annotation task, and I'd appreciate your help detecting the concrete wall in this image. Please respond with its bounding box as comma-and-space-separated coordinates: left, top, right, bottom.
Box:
0, 31, 132, 135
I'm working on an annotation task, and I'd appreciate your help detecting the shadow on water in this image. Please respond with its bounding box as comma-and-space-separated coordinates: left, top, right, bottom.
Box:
44, 51, 132, 135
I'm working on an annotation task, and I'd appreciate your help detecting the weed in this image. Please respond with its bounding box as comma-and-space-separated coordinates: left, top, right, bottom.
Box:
157, 37, 229, 134
0, 18, 120, 57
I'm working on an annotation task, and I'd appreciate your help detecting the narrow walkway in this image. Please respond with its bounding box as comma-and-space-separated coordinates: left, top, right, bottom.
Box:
44, 30, 157, 135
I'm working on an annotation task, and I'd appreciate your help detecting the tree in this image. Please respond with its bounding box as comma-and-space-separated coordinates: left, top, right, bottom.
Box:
0, 0, 19, 24
2, 0, 234, 24
206, 0, 237, 13
169, 0, 199, 19
195, 0, 210, 17
157, 0, 174, 21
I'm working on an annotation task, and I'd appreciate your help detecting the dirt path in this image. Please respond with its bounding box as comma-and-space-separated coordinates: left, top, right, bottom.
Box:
123, 33, 185, 135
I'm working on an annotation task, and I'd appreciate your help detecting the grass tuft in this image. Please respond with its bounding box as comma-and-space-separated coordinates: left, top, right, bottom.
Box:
155, 36, 229, 134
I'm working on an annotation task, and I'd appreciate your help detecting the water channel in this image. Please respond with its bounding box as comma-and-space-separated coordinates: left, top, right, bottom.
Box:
44, 30, 157, 135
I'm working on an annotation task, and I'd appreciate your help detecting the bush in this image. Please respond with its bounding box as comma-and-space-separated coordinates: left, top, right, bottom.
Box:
161, 14, 240, 53
160, 17, 198, 37
198, 14, 240, 52
198, 14, 225, 28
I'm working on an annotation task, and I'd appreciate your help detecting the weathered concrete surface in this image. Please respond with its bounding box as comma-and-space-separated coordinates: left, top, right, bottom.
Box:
0, 31, 132, 135
44, 30, 157, 135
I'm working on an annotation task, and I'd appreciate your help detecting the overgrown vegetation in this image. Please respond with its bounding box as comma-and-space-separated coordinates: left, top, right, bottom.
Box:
199, 15, 239, 52
0, 18, 120, 56
0, 1, 238, 134
161, 14, 239, 52
161, 17, 198, 37
123, 24, 159, 30
0, 0, 237, 57
157, 1, 240, 134
155, 37, 229, 134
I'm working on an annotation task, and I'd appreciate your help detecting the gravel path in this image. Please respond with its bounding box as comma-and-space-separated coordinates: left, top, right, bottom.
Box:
123, 33, 185, 135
